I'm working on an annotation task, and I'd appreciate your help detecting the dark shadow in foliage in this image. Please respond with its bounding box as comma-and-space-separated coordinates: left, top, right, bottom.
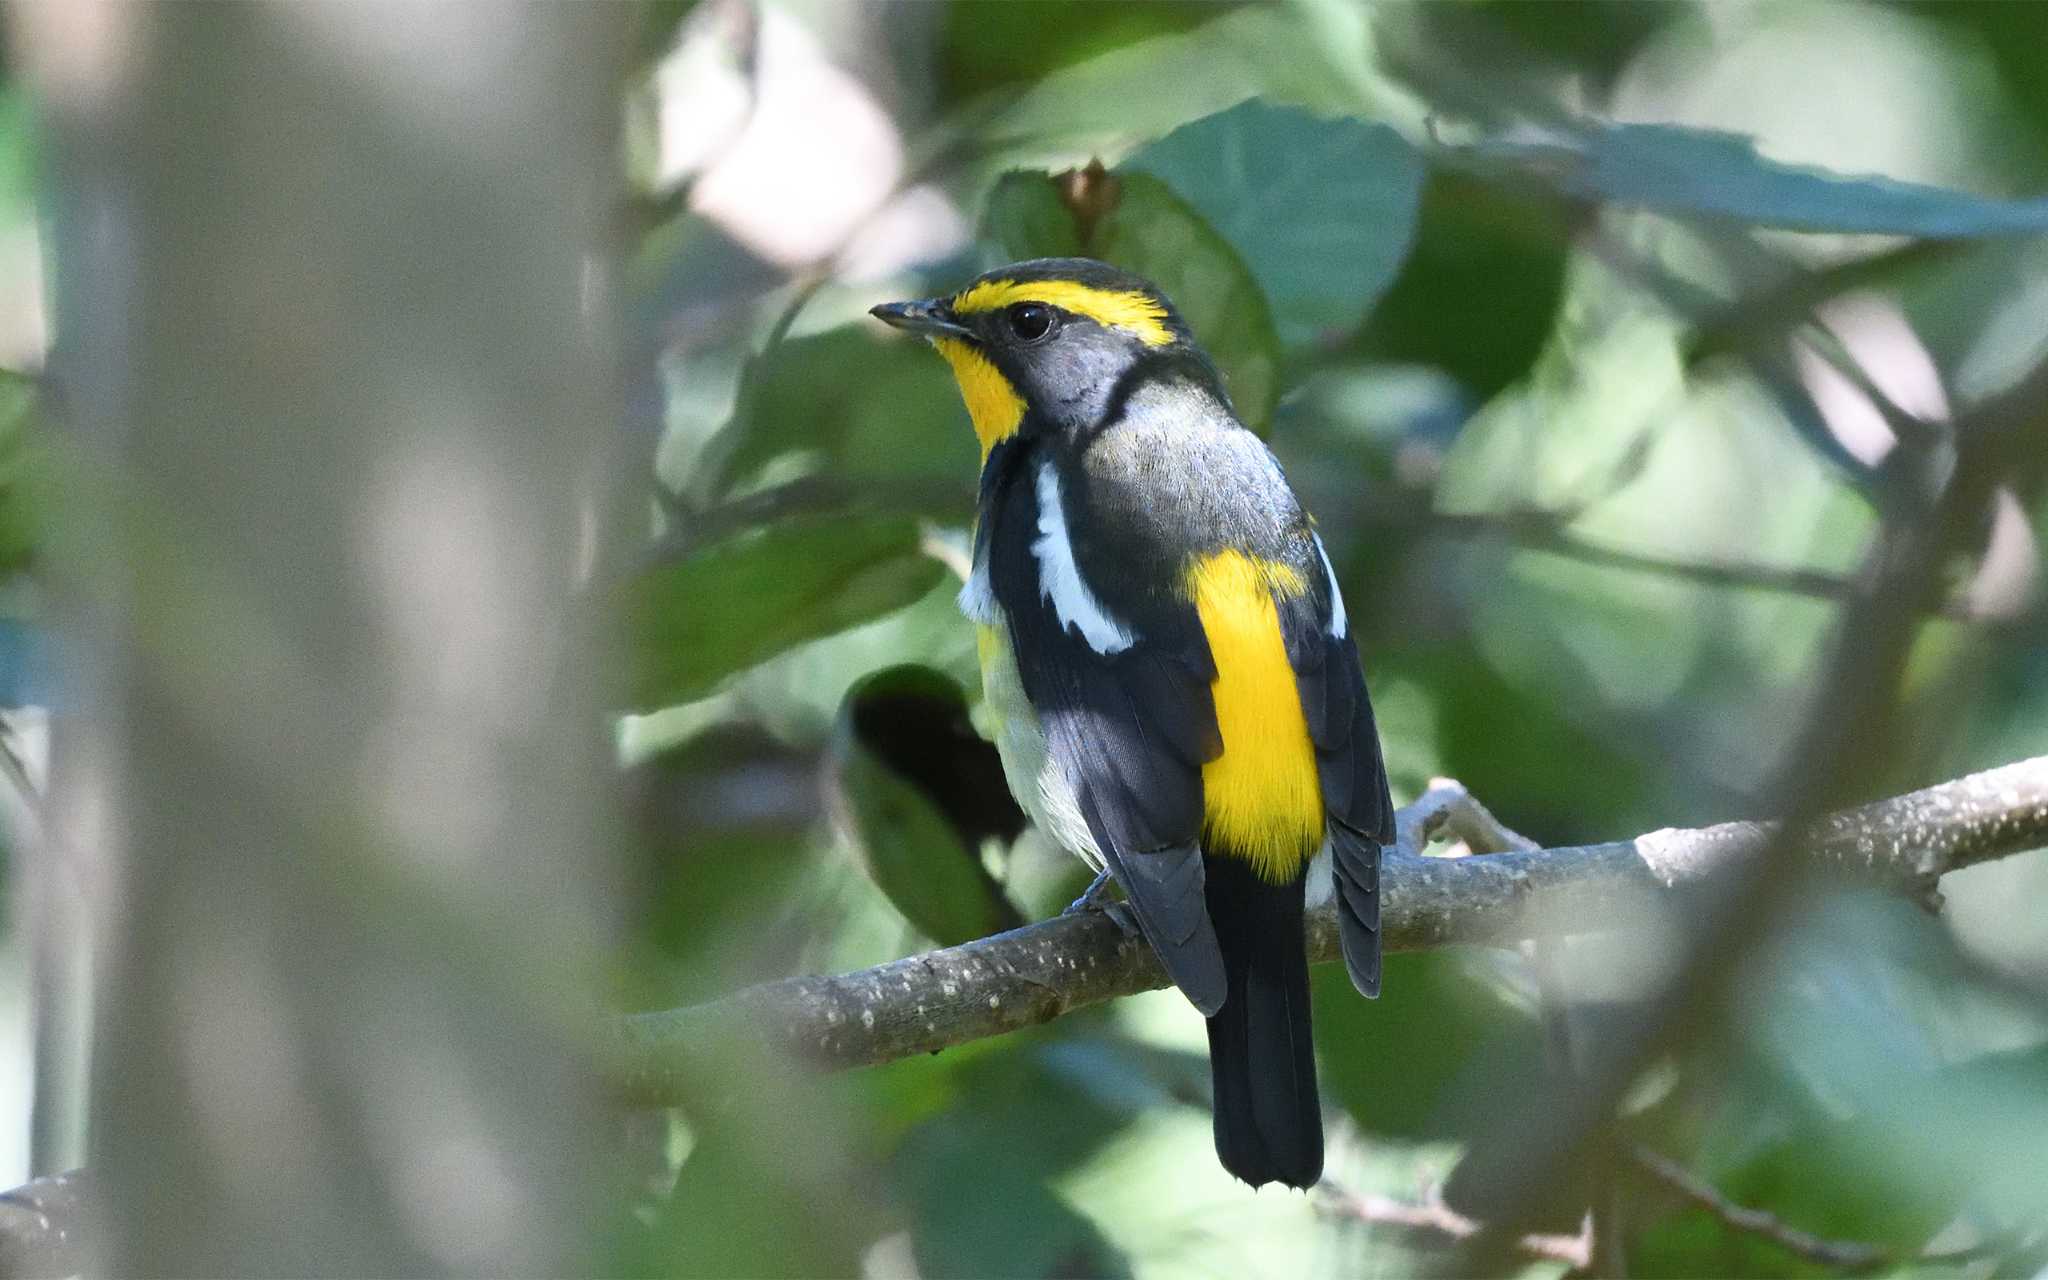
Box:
1353, 170, 1573, 405
829, 664, 1028, 946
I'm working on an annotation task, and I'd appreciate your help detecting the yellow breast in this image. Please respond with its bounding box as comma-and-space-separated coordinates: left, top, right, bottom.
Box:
1185, 550, 1323, 882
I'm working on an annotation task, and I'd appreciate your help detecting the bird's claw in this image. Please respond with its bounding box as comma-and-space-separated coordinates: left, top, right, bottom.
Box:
1062, 866, 1117, 916
1102, 901, 1141, 938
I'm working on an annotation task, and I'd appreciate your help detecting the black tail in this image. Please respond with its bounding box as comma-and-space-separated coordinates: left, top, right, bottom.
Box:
1203, 856, 1322, 1189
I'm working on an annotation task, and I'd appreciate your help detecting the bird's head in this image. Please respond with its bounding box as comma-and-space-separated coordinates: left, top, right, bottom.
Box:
872, 258, 1224, 460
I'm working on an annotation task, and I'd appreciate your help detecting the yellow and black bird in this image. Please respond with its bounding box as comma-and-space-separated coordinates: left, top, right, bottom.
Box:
873, 259, 1392, 1190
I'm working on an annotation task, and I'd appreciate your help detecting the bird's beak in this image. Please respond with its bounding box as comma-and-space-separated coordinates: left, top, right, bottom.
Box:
870, 298, 973, 340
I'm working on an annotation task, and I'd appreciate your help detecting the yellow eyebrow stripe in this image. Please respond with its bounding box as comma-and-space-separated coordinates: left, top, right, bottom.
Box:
950, 279, 1175, 347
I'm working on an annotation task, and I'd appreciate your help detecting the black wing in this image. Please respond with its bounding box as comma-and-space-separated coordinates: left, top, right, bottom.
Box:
1281, 538, 1393, 998
984, 452, 1228, 1015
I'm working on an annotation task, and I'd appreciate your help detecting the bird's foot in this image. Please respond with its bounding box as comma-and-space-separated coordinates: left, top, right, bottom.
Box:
1062, 867, 1117, 916
1101, 900, 1141, 938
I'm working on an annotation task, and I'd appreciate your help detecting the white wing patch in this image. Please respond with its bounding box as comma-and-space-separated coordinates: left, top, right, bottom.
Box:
1032, 461, 1135, 654
957, 557, 998, 624
1313, 532, 1349, 640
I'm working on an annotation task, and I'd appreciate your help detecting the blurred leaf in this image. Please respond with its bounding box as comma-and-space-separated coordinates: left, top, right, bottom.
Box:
1913, 2, 2048, 180
635, 1137, 873, 1280
703, 328, 978, 514
982, 170, 1084, 262
628, 1055, 895, 1280
828, 665, 1026, 947
1632, 1047, 2048, 1278
1443, 121, 2048, 237
626, 514, 945, 708
895, 1044, 1146, 1278
1474, 0, 1679, 90
1315, 952, 1545, 1141
1353, 169, 1572, 400
951, 3, 1415, 185
1126, 100, 1426, 345
622, 724, 825, 1008
0, 373, 41, 577
1362, 630, 1659, 840
934, 0, 1223, 107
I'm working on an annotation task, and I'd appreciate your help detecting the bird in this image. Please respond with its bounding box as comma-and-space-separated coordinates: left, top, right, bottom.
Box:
871, 258, 1392, 1191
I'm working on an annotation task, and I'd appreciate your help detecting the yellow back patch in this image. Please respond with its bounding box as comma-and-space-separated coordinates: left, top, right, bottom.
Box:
933, 337, 1026, 460
950, 279, 1175, 348
1186, 550, 1322, 882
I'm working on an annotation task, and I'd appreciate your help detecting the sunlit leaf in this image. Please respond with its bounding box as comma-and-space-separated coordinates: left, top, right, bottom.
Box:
949, 3, 1415, 186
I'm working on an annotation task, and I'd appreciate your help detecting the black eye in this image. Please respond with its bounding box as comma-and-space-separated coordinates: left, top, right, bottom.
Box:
1006, 302, 1056, 343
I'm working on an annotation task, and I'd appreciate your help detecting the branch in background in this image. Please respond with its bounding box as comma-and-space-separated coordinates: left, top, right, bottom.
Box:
1425, 509, 2038, 629
0, 1169, 91, 1278
1629, 1146, 2027, 1273
614, 754, 2048, 1105
1319, 1145, 2037, 1276
1317, 1182, 1592, 1271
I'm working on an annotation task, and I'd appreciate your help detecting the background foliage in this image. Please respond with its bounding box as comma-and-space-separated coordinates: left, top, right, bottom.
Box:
8, 1, 2048, 1276
611, 2, 2048, 1276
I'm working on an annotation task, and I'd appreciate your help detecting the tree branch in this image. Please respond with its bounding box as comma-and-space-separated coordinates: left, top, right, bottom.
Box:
0, 1169, 92, 1278
614, 755, 2048, 1104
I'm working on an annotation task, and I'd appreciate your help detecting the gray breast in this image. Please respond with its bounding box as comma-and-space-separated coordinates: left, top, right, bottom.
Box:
1077, 380, 1306, 570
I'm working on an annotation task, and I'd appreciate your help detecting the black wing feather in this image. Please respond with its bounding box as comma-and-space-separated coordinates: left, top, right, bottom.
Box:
986, 457, 1228, 1013
1279, 549, 1392, 999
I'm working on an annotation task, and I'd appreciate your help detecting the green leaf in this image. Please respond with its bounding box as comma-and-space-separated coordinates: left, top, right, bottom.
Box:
0, 375, 42, 576
949, 3, 1416, 187
622, 724, 824, 1009
1352, 168, 1572, 399
1314, 952, 1545, 1141
1442, 121, 2048, 238
705, 329, 978, 516
895, 1045, 1142, 1278
1094, 172, 1283, 433
981, 171, 1084, 263
1126, 100, 1426, 345
828, 665, 1026, 947
1632, 1046, 2048, 1278
933, 1, 1221, 106
625, 514, 945, 709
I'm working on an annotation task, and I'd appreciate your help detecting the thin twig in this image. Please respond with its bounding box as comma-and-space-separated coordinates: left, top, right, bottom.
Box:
1318, 1181, 1592, 1271
1630, 1146, 2017, 1273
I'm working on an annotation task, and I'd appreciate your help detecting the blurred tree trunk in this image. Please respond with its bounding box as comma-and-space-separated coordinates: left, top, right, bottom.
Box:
28, 4, 629, 1273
